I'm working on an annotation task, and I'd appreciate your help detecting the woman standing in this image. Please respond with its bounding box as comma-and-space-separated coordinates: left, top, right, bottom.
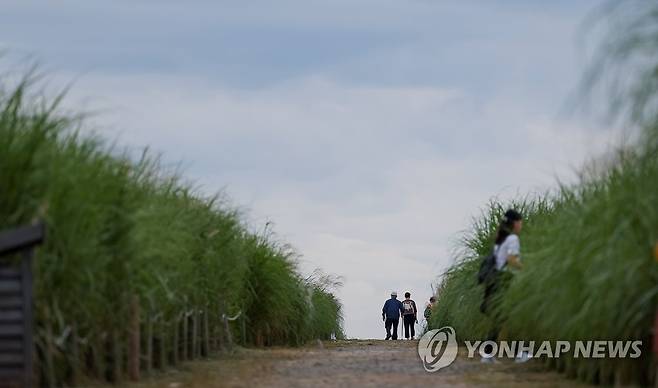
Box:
481, 209, 523, 363
494, 209, 523, 271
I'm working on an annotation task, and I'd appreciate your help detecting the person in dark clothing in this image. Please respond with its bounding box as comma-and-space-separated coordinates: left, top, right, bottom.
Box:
423, 296, 436, 321
401, 292, 418, 340
382, 291, 403, 340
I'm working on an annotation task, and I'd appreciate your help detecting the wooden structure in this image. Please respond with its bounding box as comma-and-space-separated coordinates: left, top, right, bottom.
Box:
0, 223, 45, 387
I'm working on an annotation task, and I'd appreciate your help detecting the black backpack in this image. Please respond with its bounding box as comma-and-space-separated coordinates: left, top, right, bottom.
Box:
477, 251, 497, 284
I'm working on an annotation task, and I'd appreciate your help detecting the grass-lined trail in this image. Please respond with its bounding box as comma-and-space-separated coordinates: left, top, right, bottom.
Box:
122, 340, 585, 388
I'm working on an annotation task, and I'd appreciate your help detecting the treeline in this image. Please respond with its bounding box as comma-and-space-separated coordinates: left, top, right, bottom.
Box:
429, 4, 658, 385
0, 77, 343, 386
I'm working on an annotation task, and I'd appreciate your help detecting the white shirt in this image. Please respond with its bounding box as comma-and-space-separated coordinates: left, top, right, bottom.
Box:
494, 234, 520, 270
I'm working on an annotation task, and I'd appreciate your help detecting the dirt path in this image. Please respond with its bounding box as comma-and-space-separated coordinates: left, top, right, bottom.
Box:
127, 340, 586, 388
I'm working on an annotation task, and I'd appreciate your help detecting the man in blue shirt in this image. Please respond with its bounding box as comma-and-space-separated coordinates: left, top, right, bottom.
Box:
382, 291, 404, 340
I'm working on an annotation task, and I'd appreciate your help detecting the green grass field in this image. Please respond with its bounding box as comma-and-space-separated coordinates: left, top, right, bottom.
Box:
0, 75, 343, 385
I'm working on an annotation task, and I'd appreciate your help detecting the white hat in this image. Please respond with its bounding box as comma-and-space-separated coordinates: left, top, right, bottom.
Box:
391, 291, 397, 296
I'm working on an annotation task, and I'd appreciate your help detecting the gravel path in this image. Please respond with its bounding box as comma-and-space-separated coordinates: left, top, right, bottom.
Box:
129, 340, 586, 388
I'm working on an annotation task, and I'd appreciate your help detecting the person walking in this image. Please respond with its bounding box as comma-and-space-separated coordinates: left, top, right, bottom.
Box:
481, 209, 524, 363
401, 292, 418, 340
423, 296, 436, 321
382, 291, 403, 340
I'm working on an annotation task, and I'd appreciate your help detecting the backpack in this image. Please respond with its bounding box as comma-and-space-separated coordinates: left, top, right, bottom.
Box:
402, 300, 415, 315
477, 251, 497, 284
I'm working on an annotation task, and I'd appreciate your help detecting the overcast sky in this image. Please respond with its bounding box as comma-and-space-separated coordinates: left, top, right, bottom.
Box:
2, 0, 616, 338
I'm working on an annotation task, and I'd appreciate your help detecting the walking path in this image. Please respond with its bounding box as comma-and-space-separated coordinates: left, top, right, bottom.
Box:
128, 340, 585, 388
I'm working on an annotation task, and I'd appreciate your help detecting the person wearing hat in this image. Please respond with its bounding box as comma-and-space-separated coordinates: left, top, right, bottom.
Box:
382, 291, 404, 340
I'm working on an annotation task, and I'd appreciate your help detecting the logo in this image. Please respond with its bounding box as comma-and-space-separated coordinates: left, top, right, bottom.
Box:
464, 340, 642, 360
417, 326, 458, 372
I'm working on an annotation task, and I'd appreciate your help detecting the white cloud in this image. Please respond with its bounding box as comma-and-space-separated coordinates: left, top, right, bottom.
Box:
1, 0, 615, 338
52, 72, 616, 338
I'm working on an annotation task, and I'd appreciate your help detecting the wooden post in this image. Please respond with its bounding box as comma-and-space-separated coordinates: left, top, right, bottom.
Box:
69, 323, 81, 386
212, 324, 219, 351
145, 315, 153, 375
111, 329, 122, 383
653, 309, 657, 388
191, 311, 199, 359
172, 315, 179, 366
217, 307, 225, 351
44, 311, 56, 388
653, 243, 658, 388
255, 329, 263, 347
182, 311, 188, 361
92, 335, 105, 381
223, 314, 233, 351
219, 316, 223, 351
219, 300, 229, 352
158, 321, 167, 370
203, 308, 210, 357
127, 295, 140, 381
241, 313, 246, 346
21, 249, 35, 388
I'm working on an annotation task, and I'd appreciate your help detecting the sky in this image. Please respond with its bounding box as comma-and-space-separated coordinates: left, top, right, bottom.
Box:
1, 0, 616, 339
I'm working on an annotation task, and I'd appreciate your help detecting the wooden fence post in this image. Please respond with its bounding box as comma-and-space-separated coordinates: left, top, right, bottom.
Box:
223, 310, 242, 351
145, 315, 153, 375
22, 249, 36, 388
218, 307, 225, 351
158, 321, 167, 370
69, 323, 81, 386
241, 313, 246, 346
44, 309, 56, 387
128, 295, 140, 381
203, 307, 210, 357
223, 314, 233, 350
182, 311, 188, 362
653, 310, 658, 388
191, 311, 198, 359
172, 315, 179, 366
111, 329, 122, 383
92, 334, 105, 381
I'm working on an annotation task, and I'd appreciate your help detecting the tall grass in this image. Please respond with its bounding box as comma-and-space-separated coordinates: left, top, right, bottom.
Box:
432, 146, 657, 384
0, 75, 343, 385
430, 4, 658, 385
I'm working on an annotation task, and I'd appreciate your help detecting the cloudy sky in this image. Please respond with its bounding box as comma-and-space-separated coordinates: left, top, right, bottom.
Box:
2, 0, 616, 338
